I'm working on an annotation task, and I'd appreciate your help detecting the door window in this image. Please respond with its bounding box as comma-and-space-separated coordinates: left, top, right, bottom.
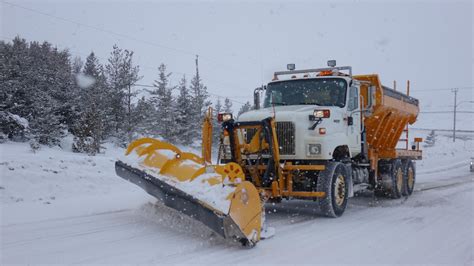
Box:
347, 86, 359, 111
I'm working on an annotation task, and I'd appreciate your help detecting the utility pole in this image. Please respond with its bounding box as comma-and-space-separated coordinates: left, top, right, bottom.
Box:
452, 88, 458, 142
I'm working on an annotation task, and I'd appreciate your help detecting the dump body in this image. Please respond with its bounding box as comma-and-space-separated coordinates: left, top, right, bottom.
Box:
355, 74, 421, 164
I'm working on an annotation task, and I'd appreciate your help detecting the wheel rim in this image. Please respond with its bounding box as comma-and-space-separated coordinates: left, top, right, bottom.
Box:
335, 174, 346, 206
407, 167, 414, 190
396, 168, 403, 193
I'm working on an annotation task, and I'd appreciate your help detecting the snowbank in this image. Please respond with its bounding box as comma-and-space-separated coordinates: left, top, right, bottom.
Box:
1, 141, 131, 205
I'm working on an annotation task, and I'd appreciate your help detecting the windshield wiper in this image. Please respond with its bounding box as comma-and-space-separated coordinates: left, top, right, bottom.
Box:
298, 102, 321, 105
271, 102, 287, 106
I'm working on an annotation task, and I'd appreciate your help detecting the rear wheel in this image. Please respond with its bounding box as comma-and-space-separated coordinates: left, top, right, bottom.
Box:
402, 160, 415, 196
375, 159, 403, 198
389, 159, 404, 199
317, 162, 349, 217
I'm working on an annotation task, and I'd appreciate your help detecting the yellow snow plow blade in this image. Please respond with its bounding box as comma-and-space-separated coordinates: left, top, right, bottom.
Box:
116, 137, 262, 247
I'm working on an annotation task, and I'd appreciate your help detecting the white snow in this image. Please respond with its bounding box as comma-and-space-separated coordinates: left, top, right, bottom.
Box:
8, 113, 29, 129
1, 131, 473, 264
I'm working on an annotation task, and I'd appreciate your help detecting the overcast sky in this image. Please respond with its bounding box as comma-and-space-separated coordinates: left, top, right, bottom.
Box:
1, 0, 472, 114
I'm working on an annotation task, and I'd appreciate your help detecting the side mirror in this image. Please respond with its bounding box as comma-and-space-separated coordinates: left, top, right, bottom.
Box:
347, 116, 353, 126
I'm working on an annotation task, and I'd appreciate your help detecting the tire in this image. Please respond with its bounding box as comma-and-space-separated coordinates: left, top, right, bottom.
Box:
240, 238, 256, 249
317, 162, 349, 217
388, 159, 404, 199
402, 160, 415, 196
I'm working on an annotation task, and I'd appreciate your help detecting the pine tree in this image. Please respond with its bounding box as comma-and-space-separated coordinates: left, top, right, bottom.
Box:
212, 98, 224, 144
0, 37, 32, 118
214, 97, 223, 115
424, 130, 436, 147
132, 96, 154, 138
0, 37, 72, 146
66, 56, 84, 133
237, 101, 252, 117
73, 52, 108, 154
175, 75, 194, 145
148, 63, 175, 141
223, 97, 233, 113
72, 56, 83, 74
105, 45, 141, 143
189, 56, 211, 142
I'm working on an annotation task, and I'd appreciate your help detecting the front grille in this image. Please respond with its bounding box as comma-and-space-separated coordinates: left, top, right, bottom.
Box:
276, 122, 296, 155
245, 121, 295, 155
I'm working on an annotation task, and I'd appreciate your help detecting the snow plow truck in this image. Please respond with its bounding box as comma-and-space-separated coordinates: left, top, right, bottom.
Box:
115, 61, 423, 247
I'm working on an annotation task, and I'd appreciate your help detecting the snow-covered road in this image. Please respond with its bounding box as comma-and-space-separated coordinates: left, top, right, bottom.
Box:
2, 172, 472, 264
1, 134, 473, 265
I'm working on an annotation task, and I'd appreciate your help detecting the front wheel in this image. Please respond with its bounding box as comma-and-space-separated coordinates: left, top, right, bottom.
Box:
317, 162, 349, 217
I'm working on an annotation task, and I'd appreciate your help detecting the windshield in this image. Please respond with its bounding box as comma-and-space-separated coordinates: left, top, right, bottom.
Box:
263, 78, 347, 108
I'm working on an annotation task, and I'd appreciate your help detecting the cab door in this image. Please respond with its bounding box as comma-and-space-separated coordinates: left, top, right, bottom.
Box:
347, 86, 362, 156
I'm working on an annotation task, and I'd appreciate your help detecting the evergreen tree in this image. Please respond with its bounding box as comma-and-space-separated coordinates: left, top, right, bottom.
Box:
148, 63, 175, 141
0, 37, 72, 146
189, 56, 211, 141
105, 45, 141, 143
214, 97, 223, 115
175, 75, 194, 145
212, 97, 223, 143
424, 130, 436, 147
223, 97, 233, 113
132, 96, 154, 138
0, 37, 32, 118
72, 56, 83, 74
73, 52, 108, 154
237, 101, 252, 117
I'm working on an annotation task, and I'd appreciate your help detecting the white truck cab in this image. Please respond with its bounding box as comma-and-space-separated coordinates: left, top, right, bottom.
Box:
238, 64, 362, 162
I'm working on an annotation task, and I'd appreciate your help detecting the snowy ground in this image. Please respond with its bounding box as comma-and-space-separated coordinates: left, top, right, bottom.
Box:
1, 131, 473, 265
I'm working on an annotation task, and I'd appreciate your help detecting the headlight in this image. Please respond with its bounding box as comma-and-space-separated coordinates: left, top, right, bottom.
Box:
217, 113, 233, 122
307, 144, 321, 156
313, 109, 330, 118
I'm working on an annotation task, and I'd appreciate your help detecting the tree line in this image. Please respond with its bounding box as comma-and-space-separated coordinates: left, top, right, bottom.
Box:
0, 36, 253, 154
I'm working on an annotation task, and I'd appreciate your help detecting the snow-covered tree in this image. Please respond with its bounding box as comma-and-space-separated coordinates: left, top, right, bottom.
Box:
72, 52, 108, 154
424, 130, 436, 147
132, 96, 154, 138
0, 37, 71, 146
175, 75, 194, 145
148, 63, 175, 141
72, 56, 83, 75
211, 98, 223, 143
223, 97, 233, 113
105, 45, 141, 143
189, 57, 211, 141
214, 97, 223, 115
237, 101, 252, 117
